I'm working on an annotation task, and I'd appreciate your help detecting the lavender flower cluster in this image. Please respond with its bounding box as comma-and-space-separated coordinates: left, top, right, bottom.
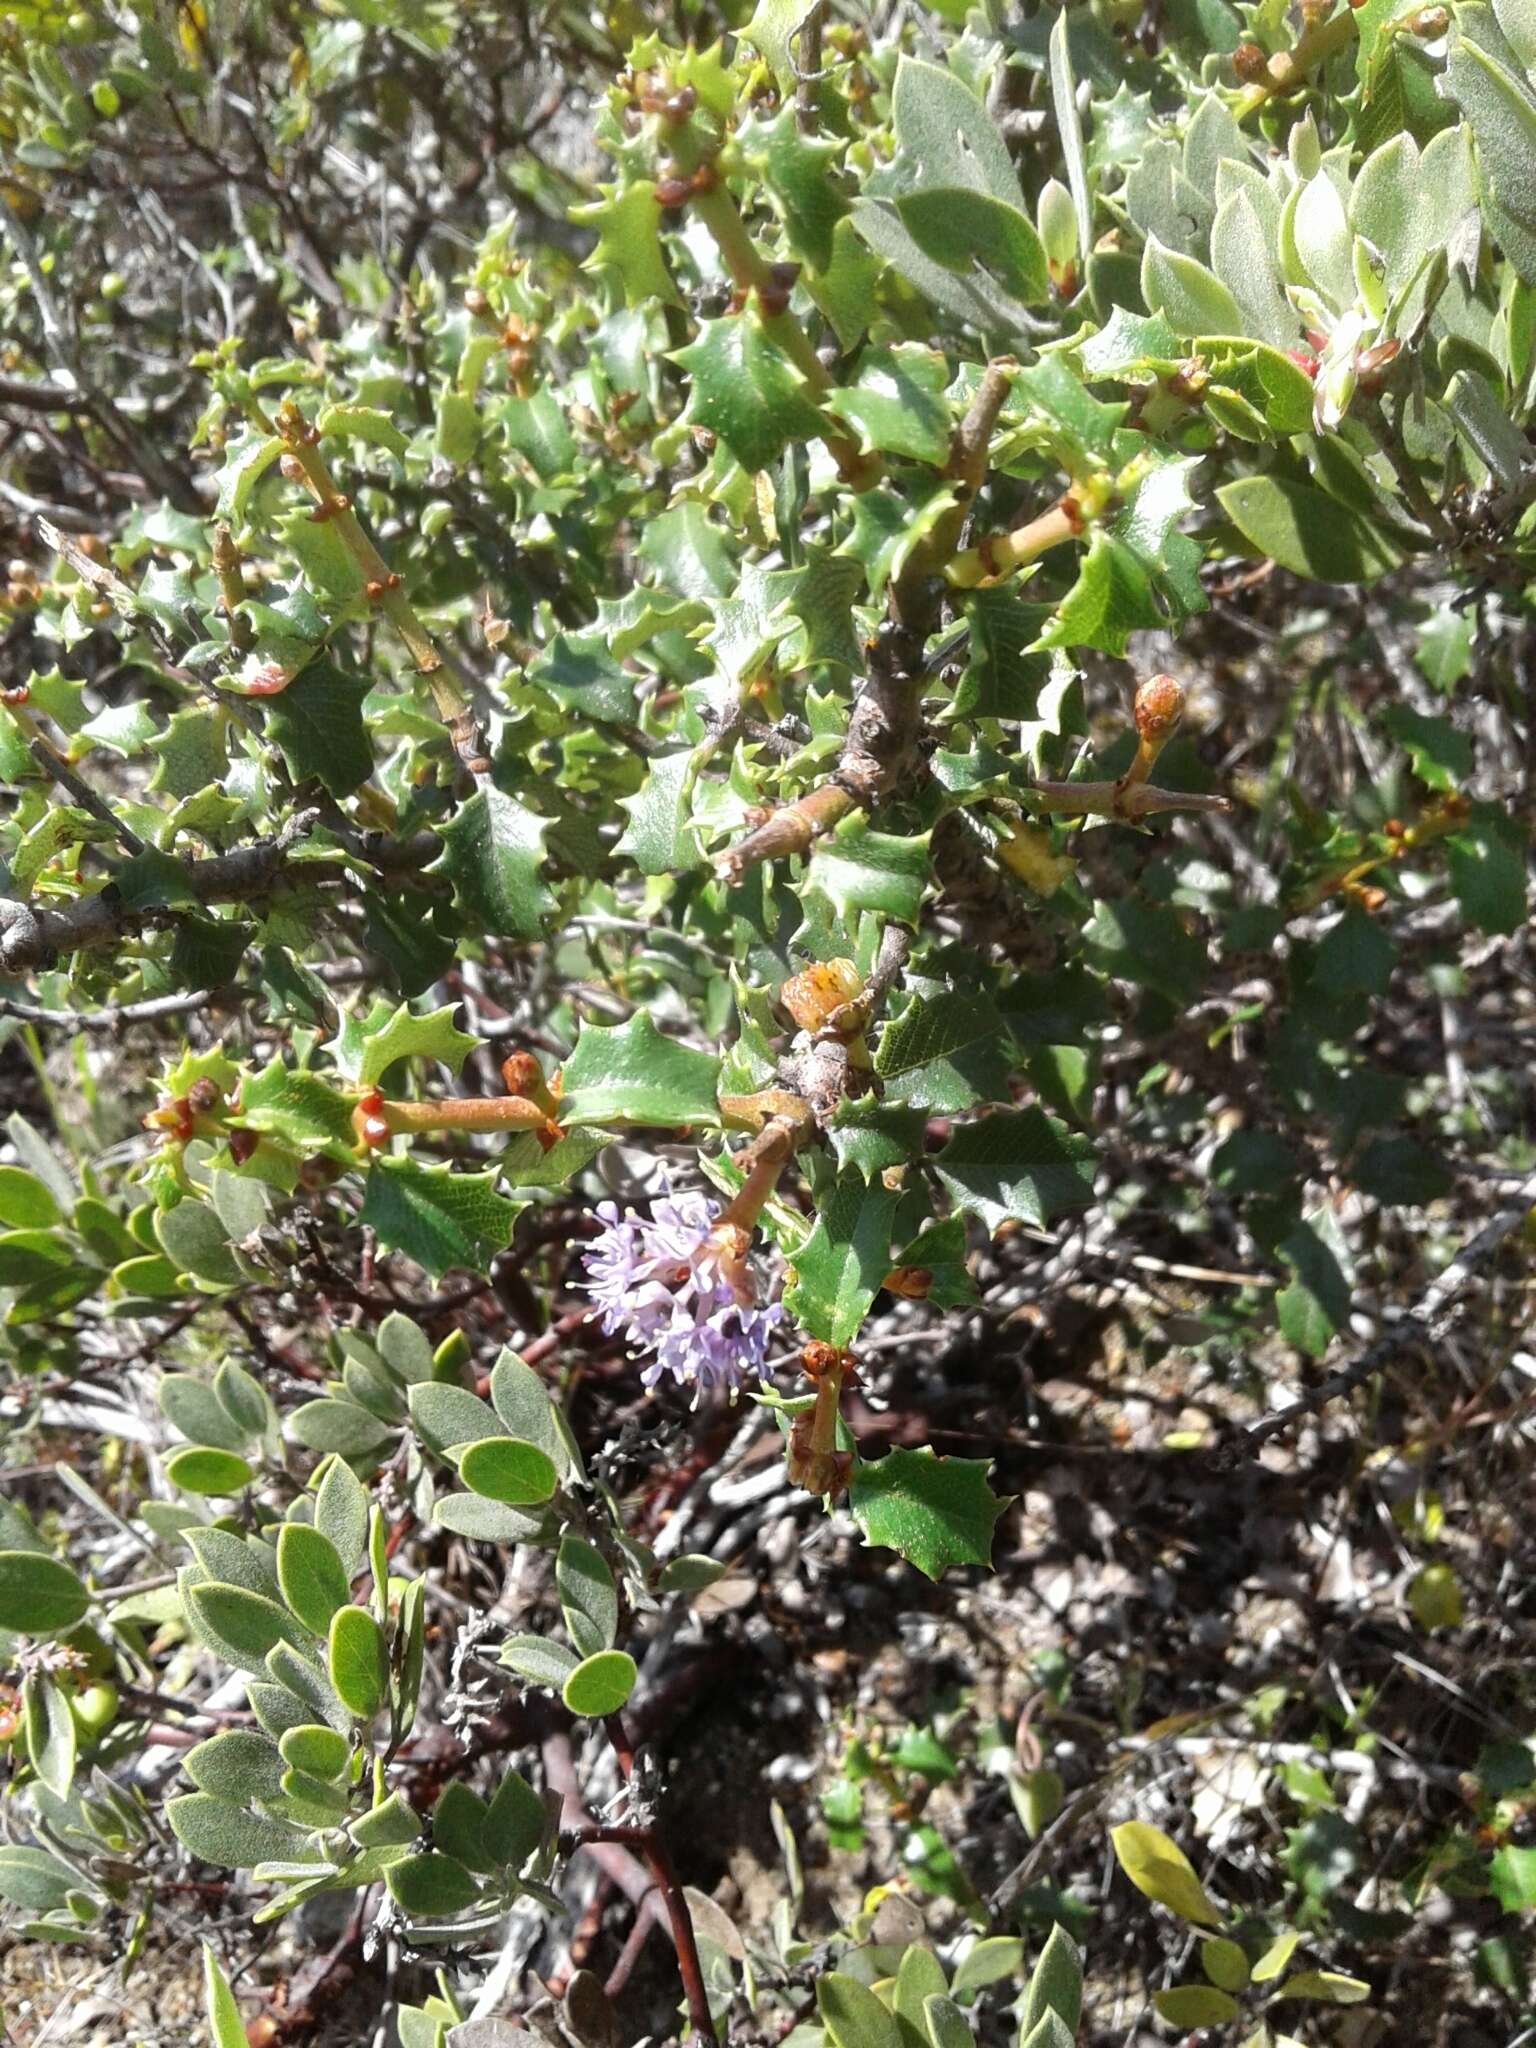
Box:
581, 1190, 781, 1394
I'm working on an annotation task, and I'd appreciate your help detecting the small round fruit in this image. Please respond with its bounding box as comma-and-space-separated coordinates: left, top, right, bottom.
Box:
69, 1680, 119, 1739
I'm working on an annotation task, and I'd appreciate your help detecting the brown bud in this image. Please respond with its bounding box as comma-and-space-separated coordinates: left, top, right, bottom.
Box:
463, 287, 489, 316
185, 1077, 222, 1114
654, 171, 691, 210
1134, 672, 1185, 744
227, 1127, 259, 1166
1233, 40, 1269, 81
801, 1341, 856, 1381
780, 957, 866, 1036
500, 1052, 549, 1105
1407, 4, 1447, 30
279, 452, 306, 482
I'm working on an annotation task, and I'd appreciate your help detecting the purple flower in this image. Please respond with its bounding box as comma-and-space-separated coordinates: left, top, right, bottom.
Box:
581, 1190, 782, 1395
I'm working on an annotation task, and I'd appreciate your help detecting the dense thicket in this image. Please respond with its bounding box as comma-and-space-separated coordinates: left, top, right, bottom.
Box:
1, 2, 1534, 2044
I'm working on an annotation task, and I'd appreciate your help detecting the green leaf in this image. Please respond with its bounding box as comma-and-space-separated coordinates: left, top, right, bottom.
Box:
1272, 1969, 1372, 2003
744, 106, 847, 271
186, 1580, 314, 1676
315, 1456, 371, 1573
407, 1382, 506, 1453
240, 1059, 358, 1159
557, 1535, 618, 1657
827, 1096, 929, 1181
1217, 475, 1406, 582
434, 785, 553, 941
575, 181, 679, 305
156, 1200, 241, 1289
328, 1604, 387, 1719
672, 314, 825, 473
1447, 805, 1528, 934
558, 1011, 721, 1129
817, 1972, 905, 2048
741, 0, 819, 89
217, 430, 284, 520
658, 1554, 731, 1593
1110, 1819, 1224, 1926
23, 1674, 75, 1798
848, 1447, 1010, 1580
933, 1109, 1094, 1231
276, 1524, 351, 1636
360, 1158, 523, 1281
347, 1002, 479, 1089
1447, 30, 1536, 233
168, 1793, 315, 1869
1200, 1936, 1250, 1992
1081, 897, 1207, 1005
1141, 234, 1243, 336
1276, 1206, 1354, 1359
0, 1846, 77, 1913
561, 1649, 637, 1718
616, 750, 698, 876
166, 1447, 255, 1496
387, 1851, 481, 1917
264, 660, 372, 796
160, 1373, 251, 1453
1490, 1843, 1536, 1912
526, 631, 637, 725
1151, 1987, 1240, 2026
289, 1398, 396, 1458
925, 1995, 973, 2048
482, 1768, 545, 1870
1415, 604, 1475, 690
876, 989, 1013, 1113
1407, 1561, 1463, 1630
185, 1729, 287, 1804
0, 1551, 90, 1635
280, 1722, 350, 1779
1381, 705, 1473, 791
811, 820, 931, 928
458, 1437, 559, 1507
1019, 1926, 1083, 2035
501, 1633, 582, 1689
0, 1167, 60, 1230
316, 402, 408, 458
897, 187, 1047, 306
203, 1945, 249, 2048
784, 1176, 899, 1346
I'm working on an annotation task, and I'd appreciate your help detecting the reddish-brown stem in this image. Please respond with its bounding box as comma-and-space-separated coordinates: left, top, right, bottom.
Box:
379, 1093, 548, 1133
600, 1710, 719, 2048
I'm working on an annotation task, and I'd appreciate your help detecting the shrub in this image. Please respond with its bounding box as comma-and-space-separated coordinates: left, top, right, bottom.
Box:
1, 0, 1533, 2041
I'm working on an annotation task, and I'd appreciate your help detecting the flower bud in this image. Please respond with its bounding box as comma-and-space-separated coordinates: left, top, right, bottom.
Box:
1233, 41, 1269, 81
1037, 179, 1078, 294
780, 957, 866, 1035
1134, 673, 1185, 745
